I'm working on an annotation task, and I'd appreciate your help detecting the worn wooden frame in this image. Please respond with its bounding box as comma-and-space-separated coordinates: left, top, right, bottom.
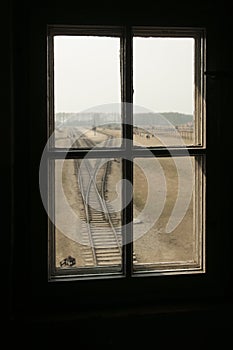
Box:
47, 25, 206, 281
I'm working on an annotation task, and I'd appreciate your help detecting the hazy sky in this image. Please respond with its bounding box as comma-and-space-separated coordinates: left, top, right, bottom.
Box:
54, 36, 194, 114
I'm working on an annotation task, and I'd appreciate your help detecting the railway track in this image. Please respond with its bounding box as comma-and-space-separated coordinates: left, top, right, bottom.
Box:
73, 130, 123, 267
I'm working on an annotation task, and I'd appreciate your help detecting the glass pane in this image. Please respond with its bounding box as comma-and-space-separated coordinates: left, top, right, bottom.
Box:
133, 156, 203, 272
54, 36, 121, 148
54, 158, 122, 272
133, 37, 195, 146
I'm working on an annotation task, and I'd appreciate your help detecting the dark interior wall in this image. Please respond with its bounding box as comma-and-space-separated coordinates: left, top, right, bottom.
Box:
2, 0, 14, 327
3, 0, 233, 337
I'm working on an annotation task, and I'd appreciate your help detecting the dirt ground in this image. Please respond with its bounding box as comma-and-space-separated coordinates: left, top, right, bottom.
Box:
54, 126, 197, 270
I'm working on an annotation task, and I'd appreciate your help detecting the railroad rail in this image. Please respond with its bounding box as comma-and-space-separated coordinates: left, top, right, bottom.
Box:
73, 129, 123, 267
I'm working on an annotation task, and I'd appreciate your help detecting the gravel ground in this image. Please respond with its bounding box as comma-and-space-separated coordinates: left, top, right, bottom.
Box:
55, 126, 196, 270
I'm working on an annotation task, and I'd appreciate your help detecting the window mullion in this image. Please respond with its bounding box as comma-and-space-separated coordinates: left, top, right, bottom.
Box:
122, 26, 134, 277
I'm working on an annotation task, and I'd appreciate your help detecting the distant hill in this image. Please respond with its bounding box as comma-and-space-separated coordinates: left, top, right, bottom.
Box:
160, 112, 193, 126
56, 111, 193, 127
134, 112, 193, 127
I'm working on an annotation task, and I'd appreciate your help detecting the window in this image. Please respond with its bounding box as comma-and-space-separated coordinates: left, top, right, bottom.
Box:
40, 25, 206, 280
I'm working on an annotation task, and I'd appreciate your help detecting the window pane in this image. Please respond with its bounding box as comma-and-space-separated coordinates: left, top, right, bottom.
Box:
54, 36, 121, 148
54, 158, 122, 273
133, 37, 195, 146
133, 156, 204, 272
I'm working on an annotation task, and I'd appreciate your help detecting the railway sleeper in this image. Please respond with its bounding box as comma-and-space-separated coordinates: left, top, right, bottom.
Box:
95, 248, 121, 253
97, 256, 121, 261
92, 239, 119, 243
98, 261, 121, 266
91, 233, 118, 237
93, 244, 121, 248
89, 221, 110, 224
96, 252, 121, 257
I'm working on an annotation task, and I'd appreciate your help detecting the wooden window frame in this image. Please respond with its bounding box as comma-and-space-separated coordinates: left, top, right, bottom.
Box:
46, 25, 206, 281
